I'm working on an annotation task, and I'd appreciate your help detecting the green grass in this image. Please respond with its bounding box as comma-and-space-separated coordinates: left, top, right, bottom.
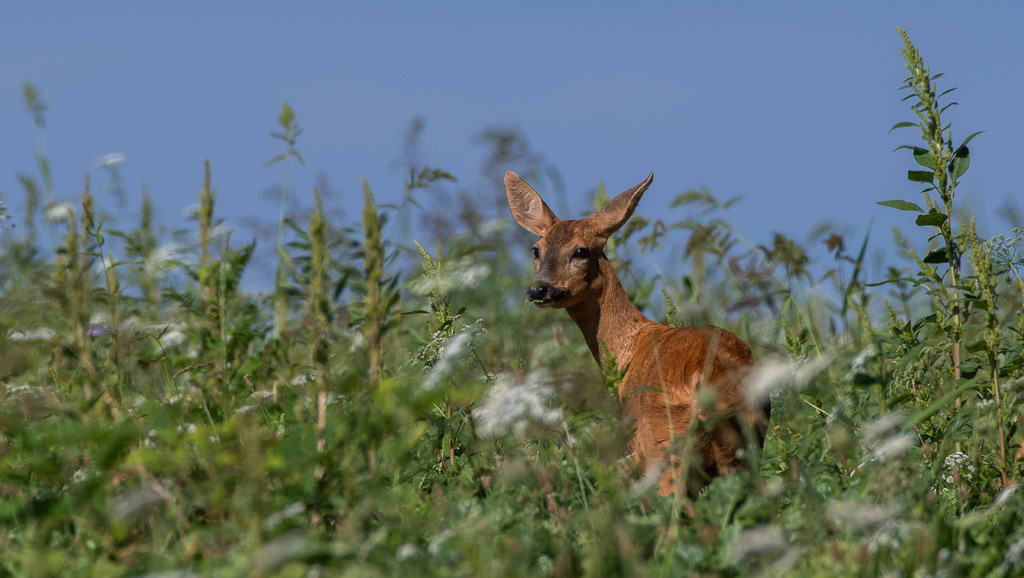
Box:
1, 31, 1023, 577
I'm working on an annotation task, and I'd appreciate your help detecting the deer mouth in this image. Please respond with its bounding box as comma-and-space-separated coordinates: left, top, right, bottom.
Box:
527, 284, 568, 307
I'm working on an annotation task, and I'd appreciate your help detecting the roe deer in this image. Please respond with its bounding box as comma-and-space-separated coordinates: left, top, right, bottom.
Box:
504, 170, 770, 496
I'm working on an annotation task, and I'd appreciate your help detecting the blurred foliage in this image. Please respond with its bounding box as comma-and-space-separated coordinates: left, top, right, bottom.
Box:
1, 32, 1023, 577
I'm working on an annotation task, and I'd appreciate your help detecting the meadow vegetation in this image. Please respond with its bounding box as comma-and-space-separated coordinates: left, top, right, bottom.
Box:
1, 30, 1023, 576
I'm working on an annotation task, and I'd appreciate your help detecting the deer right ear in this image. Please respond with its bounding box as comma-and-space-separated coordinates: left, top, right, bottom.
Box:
505, 171, 560, 236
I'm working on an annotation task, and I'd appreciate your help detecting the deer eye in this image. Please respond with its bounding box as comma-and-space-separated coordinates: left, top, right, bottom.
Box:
532, 247, 540, 260
573, 247, 590, 260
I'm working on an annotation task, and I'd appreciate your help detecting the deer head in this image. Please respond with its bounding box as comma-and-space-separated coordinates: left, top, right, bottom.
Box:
504, 170, 654, 309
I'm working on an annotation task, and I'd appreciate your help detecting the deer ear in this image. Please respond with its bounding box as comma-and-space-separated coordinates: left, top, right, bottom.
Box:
505, 171, 560, 236
590, 173, 654, 239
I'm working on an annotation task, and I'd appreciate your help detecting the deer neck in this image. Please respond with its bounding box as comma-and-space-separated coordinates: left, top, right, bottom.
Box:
565, 259, 653, 370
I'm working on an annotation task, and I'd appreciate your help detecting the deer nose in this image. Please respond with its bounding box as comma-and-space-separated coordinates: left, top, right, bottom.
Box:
527, 283, 553, 302
527, 282, 567, 303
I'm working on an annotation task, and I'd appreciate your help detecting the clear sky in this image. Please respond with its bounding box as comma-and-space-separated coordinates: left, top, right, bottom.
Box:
2, 3, 1022, 287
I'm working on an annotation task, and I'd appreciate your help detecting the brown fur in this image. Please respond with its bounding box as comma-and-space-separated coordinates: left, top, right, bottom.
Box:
505, 170, 770, 496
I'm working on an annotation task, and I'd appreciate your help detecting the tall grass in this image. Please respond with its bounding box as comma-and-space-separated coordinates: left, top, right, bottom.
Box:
1, 31, 1023, 576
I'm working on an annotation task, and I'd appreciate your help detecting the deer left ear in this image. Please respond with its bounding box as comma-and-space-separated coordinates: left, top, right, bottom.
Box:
589, 173, 654, 239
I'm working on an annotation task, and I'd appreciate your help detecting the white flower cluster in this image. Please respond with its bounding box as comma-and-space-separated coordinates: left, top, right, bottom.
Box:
850, 345, 876, 372
1003, 535, 1024, 573
45, 201, 75, 223
8, 327, 58, 342
724, 524, 787, 564
421, 332, 471, 391
262, 501, 305, 532
473, 370, 562, 438
411, 257, 491, 297
110, 484, 166, 521
827, 500, 900, 531
939, 451, 974, 490
420, 318, 487, 388
866, 520, 918, 554
61, 467, 98, 492
742, 355, 831, 406
861, 412, 916, 464
95, 152, 126, 169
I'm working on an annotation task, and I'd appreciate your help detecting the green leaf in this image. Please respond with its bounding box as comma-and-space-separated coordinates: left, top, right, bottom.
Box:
961, 131, 984, 147
915, 213, 947, 227
958, 360, 980, 377
888, 121, 918, 133
633, 385, 668, 394
907, 170, 934, 183
852, 372, 877, 386
877, 200, 924, 212
912, 149, 936, 170
521, 299, 540, 315
949, 144, 970, 180
922, 249, 949, 263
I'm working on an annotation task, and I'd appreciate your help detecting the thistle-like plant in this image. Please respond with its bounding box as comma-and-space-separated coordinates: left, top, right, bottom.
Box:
362, 179, 385, 387
266, 102, 305, 339
881, 28, 983, 386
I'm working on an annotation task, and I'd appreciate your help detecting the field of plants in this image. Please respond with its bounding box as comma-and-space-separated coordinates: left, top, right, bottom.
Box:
1, 30, 1023, 577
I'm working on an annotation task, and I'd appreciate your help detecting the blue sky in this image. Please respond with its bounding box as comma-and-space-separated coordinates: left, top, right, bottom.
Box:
2, 3, 1023, 287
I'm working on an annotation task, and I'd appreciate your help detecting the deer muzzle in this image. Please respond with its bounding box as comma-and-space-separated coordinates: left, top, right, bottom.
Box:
527, 282, 567, 306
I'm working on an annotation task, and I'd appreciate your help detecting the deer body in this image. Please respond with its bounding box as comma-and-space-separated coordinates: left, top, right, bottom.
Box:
505, 170, 769, 496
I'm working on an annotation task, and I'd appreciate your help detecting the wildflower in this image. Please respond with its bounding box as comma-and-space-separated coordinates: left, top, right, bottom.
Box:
181, 203, 201, 219
411, 257, 492, 297
87, 323, 111, 337
209, 223, 235, 241
866, 520, 917, 553
828, 500, 900, 530
1002, 376, 1024, 397
473, 369, 561, 438
939, 451, 974, 491
175, 422, 198, 434
850, 345, 875, 372
263, 501, 305, 531
45, 201, 75, 223
725, 524, 787, 564
95, 152, 126, 169
994, 484, 1018, 508
395, 543, 420, 561
0, 199, 11, 229
1002, 536, 1024, 572
869, 432, 916, 462
61, 467, 96, 492
422, 332, 471, 391
427, 529, 455, 556
252, 531, 305, 572
287, 371, 317, 387
110, 484, 166, 521
628, 461, 663, 498
146, 243, 183, 275
8, 328, 57, 342
160, 330, 187, 348
862, 412, 905, 444
743, 355, 831, 405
